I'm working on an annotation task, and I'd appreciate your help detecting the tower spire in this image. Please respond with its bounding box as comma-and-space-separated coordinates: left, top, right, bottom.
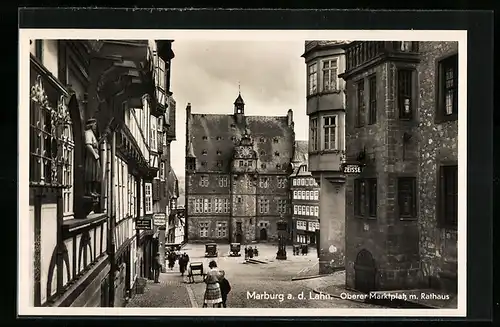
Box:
238, 81, 241, 95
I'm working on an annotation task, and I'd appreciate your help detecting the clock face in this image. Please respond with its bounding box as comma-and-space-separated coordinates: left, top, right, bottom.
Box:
241, 147, 251, 157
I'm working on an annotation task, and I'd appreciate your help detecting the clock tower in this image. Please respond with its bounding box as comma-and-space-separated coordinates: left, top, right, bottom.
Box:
230, 127, 257, 244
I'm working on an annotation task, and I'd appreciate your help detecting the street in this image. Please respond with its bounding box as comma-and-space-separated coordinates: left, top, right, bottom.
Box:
126, 243, 380, 308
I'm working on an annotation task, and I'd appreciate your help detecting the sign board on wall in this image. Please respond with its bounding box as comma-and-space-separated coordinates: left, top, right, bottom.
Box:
341, 162, 364, 175
153, 213, 166, 226
136, 218, 152, 230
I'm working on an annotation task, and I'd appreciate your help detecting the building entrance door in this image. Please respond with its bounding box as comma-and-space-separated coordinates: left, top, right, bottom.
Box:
354, 249, 377, 293
259, 228, 267, 241
236, 233, 242, 243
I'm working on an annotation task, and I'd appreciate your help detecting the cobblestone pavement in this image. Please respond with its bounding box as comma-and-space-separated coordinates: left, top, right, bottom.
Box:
128, 243, 379, 309
126, 268, 193, 307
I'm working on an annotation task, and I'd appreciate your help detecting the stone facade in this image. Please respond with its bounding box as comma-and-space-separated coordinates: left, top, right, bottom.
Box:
340, 41, 458, 293
302, 41, 347, 273
185, 94, 296, 243
416, 41, 458, 293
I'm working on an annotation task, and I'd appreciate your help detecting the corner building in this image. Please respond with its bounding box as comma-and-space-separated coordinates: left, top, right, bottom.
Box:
301, 41, 347, 273
340, 41, 458, 293
185, 93, 297, 243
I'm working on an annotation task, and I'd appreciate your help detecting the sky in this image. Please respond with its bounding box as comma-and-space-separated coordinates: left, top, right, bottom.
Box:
169, 40, 308, 177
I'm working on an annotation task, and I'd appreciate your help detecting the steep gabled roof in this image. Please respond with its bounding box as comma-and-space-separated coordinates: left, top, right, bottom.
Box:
188, 112, 294, 173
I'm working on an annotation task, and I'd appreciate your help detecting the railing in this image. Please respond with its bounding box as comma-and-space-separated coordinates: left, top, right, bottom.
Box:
345, 41, 419, 71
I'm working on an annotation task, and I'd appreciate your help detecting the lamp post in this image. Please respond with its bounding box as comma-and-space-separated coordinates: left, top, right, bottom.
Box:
276, 215, 287, 260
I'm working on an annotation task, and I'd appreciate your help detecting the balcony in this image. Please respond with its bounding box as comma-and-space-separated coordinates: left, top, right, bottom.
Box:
341, 41, 420, 79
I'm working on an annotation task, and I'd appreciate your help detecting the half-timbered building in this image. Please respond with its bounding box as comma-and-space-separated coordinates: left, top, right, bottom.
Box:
27, 38, 176, 307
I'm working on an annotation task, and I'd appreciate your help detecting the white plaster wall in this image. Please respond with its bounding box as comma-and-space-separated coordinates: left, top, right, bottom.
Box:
28, 205, 34, 306
63, 238, 73, 286
40, 203, 57, 304
42, 40, 58, 78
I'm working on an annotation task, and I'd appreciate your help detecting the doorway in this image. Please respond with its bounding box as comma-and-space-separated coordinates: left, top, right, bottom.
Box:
259, 228, 267, 241
354, 249, 377, 293
236, 233, 242, 243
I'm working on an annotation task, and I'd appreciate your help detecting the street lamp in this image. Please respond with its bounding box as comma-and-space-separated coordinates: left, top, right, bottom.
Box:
276, 215, 288, 260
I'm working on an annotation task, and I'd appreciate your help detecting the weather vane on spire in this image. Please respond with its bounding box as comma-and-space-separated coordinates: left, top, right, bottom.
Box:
238, 81, 241, 95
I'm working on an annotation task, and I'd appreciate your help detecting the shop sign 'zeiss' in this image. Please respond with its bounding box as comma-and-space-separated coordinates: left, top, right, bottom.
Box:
341, 162, 364, 175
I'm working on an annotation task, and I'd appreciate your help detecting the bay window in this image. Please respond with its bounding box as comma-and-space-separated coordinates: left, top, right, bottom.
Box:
322, 59, 338, 92
154, 52, 166, 108
322, 115, 337, 150
308, 63, 318, 95
30, 75, 74, 216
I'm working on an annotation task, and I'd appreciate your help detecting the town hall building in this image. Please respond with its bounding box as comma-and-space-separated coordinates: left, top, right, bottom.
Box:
185, 93, 299, 244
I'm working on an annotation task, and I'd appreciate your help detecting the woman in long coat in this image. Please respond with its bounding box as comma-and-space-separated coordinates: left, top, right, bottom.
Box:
203, 260, 223, 308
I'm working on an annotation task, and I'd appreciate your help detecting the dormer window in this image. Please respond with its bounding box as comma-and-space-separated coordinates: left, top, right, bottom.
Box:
202, 149, 207, 155
202, 136, 208, 140
274, 151, 280, 156
273, 138, 279, 143
260, 137, 265, 142
217, 150, 222, 155
216, 160, 223, 167
231, 124, 236, 129
276, 164, 281, 169
261, 163, 266, 169
260, 151, 265, 156
216, 136, 222, 141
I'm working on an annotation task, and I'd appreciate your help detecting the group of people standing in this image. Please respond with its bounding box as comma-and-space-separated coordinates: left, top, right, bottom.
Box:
244, 246, 258, 259
152, 249, 190, 283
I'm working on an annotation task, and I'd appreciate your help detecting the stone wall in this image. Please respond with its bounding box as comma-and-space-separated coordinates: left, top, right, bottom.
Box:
318, 177, 345, 274
344, 59, 421, 291
417, 41, 458, 293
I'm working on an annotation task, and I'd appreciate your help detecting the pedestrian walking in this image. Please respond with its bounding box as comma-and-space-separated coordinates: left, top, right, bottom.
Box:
202, 260, 223, 308
153, 252, 162, 283
219, 272, 231, 308
168, 252, 176, 270
244, 246, 248, 260
179, 255, 186, 276
248, 246, 254, 259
